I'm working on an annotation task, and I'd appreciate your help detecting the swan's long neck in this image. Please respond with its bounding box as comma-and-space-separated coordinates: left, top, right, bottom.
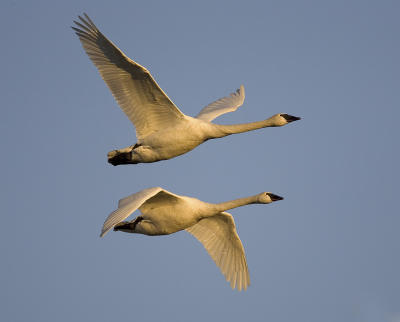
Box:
213, 195, 259, 213
210, 118, 279, 138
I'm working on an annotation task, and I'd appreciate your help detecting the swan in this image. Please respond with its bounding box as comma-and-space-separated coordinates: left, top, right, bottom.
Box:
72, 14, 301, 165
101, 187, 284, 290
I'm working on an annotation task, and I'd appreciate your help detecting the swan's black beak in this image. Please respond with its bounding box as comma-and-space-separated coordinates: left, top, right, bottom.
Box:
267, 193, 284, 201
281, 114, 301, 123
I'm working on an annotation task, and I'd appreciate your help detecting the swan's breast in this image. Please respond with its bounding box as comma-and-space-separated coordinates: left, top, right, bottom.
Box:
140, 117, 214, 160
139, 196, 210, 235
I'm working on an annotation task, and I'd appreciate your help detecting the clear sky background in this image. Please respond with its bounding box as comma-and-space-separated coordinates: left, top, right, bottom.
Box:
1, 0, 399, 321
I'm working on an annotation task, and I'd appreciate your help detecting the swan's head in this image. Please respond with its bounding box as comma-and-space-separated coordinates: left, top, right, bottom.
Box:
257, 192, 284, 204
269, 113, 301, 126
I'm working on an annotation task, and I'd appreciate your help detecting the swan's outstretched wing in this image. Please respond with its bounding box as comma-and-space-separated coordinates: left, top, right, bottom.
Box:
101, 187, 175, 237
195, 85, 245, 122
186, 212, 250, 291
72, 14, 185, 140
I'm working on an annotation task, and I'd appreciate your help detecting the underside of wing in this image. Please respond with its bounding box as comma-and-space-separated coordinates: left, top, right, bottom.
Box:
72, 14, 185, 139
101, 187, 163, 237
138, 190, 183, 214
186, 212, 250, 291
196, 85, 245, 122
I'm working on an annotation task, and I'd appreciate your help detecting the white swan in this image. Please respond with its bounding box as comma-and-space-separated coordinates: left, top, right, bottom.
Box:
101, 187, 284, 290
72, 14, 300, 165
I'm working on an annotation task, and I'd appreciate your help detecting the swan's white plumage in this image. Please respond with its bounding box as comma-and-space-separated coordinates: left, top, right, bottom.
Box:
196, 85, 245, 122
101, 187, 163, 237
72, 14, 184, 140
73, 14, 300, 165
101, 188, 185, 237
117, 187, 162, 209
101, 187, 283, 290
186, 212, 250, 290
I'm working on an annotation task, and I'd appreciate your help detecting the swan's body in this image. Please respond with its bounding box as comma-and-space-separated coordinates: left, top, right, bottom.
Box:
72, 14, 301, 165
101, 187, 284, 290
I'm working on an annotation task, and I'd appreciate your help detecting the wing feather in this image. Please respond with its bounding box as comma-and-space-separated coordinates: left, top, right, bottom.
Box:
186, 212, 250, 291
73, 14, 185, 139
196, 85, 245, 122
101, 187, 163, 237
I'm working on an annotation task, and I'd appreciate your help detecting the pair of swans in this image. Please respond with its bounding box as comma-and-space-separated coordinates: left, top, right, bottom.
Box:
73, 14, 300, 290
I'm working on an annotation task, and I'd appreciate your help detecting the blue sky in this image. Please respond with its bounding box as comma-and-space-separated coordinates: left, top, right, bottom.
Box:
1, 1, 399, 321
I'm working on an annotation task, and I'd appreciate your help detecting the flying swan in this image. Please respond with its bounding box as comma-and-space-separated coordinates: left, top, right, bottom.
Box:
101, 187, 284, 290
72, 14, 300, 165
